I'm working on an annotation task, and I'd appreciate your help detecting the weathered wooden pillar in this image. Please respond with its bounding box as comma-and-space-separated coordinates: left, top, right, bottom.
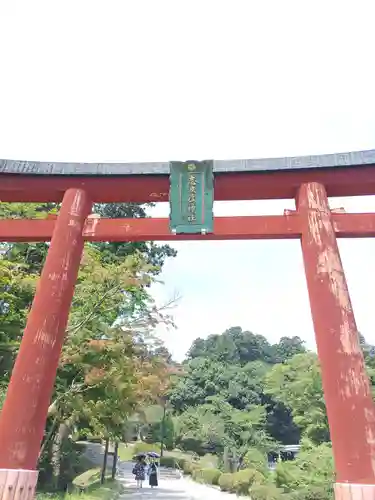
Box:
0, 189, 91, 499
297, 182, 375, 500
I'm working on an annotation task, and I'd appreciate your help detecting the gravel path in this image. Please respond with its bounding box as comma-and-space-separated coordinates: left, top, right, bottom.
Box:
117, 462, 239, 500
81, 443, 238, 499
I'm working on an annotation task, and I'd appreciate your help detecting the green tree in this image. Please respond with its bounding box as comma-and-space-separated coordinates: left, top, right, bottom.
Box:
187, 327, 275, 365
187, 327, 305, 365
273, 336, 306, 363
264, 353, 329, 444
93, 202, 176, 270
169, 329, 304, 446
274, 439, 334, 499
0, 201, 176, 491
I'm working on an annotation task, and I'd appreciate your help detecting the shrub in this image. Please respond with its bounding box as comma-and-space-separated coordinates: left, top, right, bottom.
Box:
157, 452, 200, 477
218, 468, 266, 494
232, 468, 265, 495
274, 442, 334, 493
199, 453, 219, 469
288, 486, 333, 500
159, 456, 176, 468
218, 473, 235, 492
181, 459, 198, 476
243, 448, 269, 476
250, 483, 285, 500
192, 467, 221, 485
38, 438, 89, 491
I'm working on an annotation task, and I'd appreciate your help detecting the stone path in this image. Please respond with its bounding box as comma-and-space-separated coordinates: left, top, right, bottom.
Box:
117, 461, 238, 500
81, 442, 238, 499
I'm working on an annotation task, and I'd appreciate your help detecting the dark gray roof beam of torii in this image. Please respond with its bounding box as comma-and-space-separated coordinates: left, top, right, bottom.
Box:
0, 149, 375, 176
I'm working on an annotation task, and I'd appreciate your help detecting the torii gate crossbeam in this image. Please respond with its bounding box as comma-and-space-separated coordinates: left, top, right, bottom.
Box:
0, 150, 375, 500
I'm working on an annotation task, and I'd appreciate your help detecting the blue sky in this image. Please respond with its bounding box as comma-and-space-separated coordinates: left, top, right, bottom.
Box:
0, 1, 374, 360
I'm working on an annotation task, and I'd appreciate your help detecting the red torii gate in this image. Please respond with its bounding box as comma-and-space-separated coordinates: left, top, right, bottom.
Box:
1, 151, 375, 500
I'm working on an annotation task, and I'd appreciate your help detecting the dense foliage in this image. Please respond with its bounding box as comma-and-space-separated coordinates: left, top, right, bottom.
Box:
0, 202, 175, 491
156, 327, 375, 499
168, 327, 305, 458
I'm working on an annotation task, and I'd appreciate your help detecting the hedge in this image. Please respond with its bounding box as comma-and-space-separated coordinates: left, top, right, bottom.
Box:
181, 459, 199, 475
161, 455, 221, 487
233, 468, 265, 495
250, 484, 285, 500
219, 473, 235, 492
218, 468, 266, 495
159, 456, 176, 468
192, 467, 222, 486
158, 454, 201, 478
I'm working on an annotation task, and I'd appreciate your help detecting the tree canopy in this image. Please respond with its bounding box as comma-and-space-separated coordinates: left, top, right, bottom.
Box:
0, 201, 176, 489
165, 325, 375, 500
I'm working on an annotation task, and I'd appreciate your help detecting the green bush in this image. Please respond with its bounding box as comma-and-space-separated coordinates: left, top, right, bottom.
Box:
159, 456, 176, 468
181, 459, 198, 476
217, 468, 267, 495
232, 468, 265, 495
288, 486, 333, 500
159, 455, 192, 474
199, 453, 219, 469
192, 467, 221, 485
159, 452, 218, 482
158, 455, 195, 475
274, 442, 334, 493
218, 473, 235, 492
250, 483, 285, 500
38, 439, 90, 491
243, 448, 269, 476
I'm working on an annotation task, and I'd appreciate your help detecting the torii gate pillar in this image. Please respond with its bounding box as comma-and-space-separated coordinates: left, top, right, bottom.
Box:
0, 189, 91, 500
298, 182, 375, 500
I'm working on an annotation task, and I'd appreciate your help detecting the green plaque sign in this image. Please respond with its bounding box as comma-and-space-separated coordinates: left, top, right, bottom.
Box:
169, 160, 214, 234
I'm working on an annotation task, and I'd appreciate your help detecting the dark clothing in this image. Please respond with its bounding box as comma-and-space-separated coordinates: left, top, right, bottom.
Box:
133, 462, 146, 481
148, 464, 158, 487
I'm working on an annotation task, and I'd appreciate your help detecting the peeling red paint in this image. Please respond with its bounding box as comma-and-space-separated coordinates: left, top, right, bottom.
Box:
297, 182, 375, 485
2, 213, 375, 242
2, 163, 375, 203
0, 189, 92, 470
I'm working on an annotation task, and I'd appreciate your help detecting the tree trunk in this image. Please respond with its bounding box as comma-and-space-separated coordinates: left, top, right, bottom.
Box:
223, 447, 230, 473
101, 439, 109, 484
51, 422, 70, 491
111, 442, 119, 480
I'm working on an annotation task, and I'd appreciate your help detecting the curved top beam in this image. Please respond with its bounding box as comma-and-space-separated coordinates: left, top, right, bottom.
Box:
0, 149, 374, 176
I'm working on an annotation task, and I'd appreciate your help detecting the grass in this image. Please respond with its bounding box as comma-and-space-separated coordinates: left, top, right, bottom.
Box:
72, 468, 102, 489
118, 443, 135, 461
36, 465, 123, 500
36, 480, 123, 500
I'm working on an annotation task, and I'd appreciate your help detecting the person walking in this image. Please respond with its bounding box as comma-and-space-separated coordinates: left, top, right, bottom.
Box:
132, 457, 146, 489
147, 460, 158, 488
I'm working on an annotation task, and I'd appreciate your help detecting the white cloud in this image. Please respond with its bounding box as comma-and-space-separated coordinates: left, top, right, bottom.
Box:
0, 1, 374, 360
